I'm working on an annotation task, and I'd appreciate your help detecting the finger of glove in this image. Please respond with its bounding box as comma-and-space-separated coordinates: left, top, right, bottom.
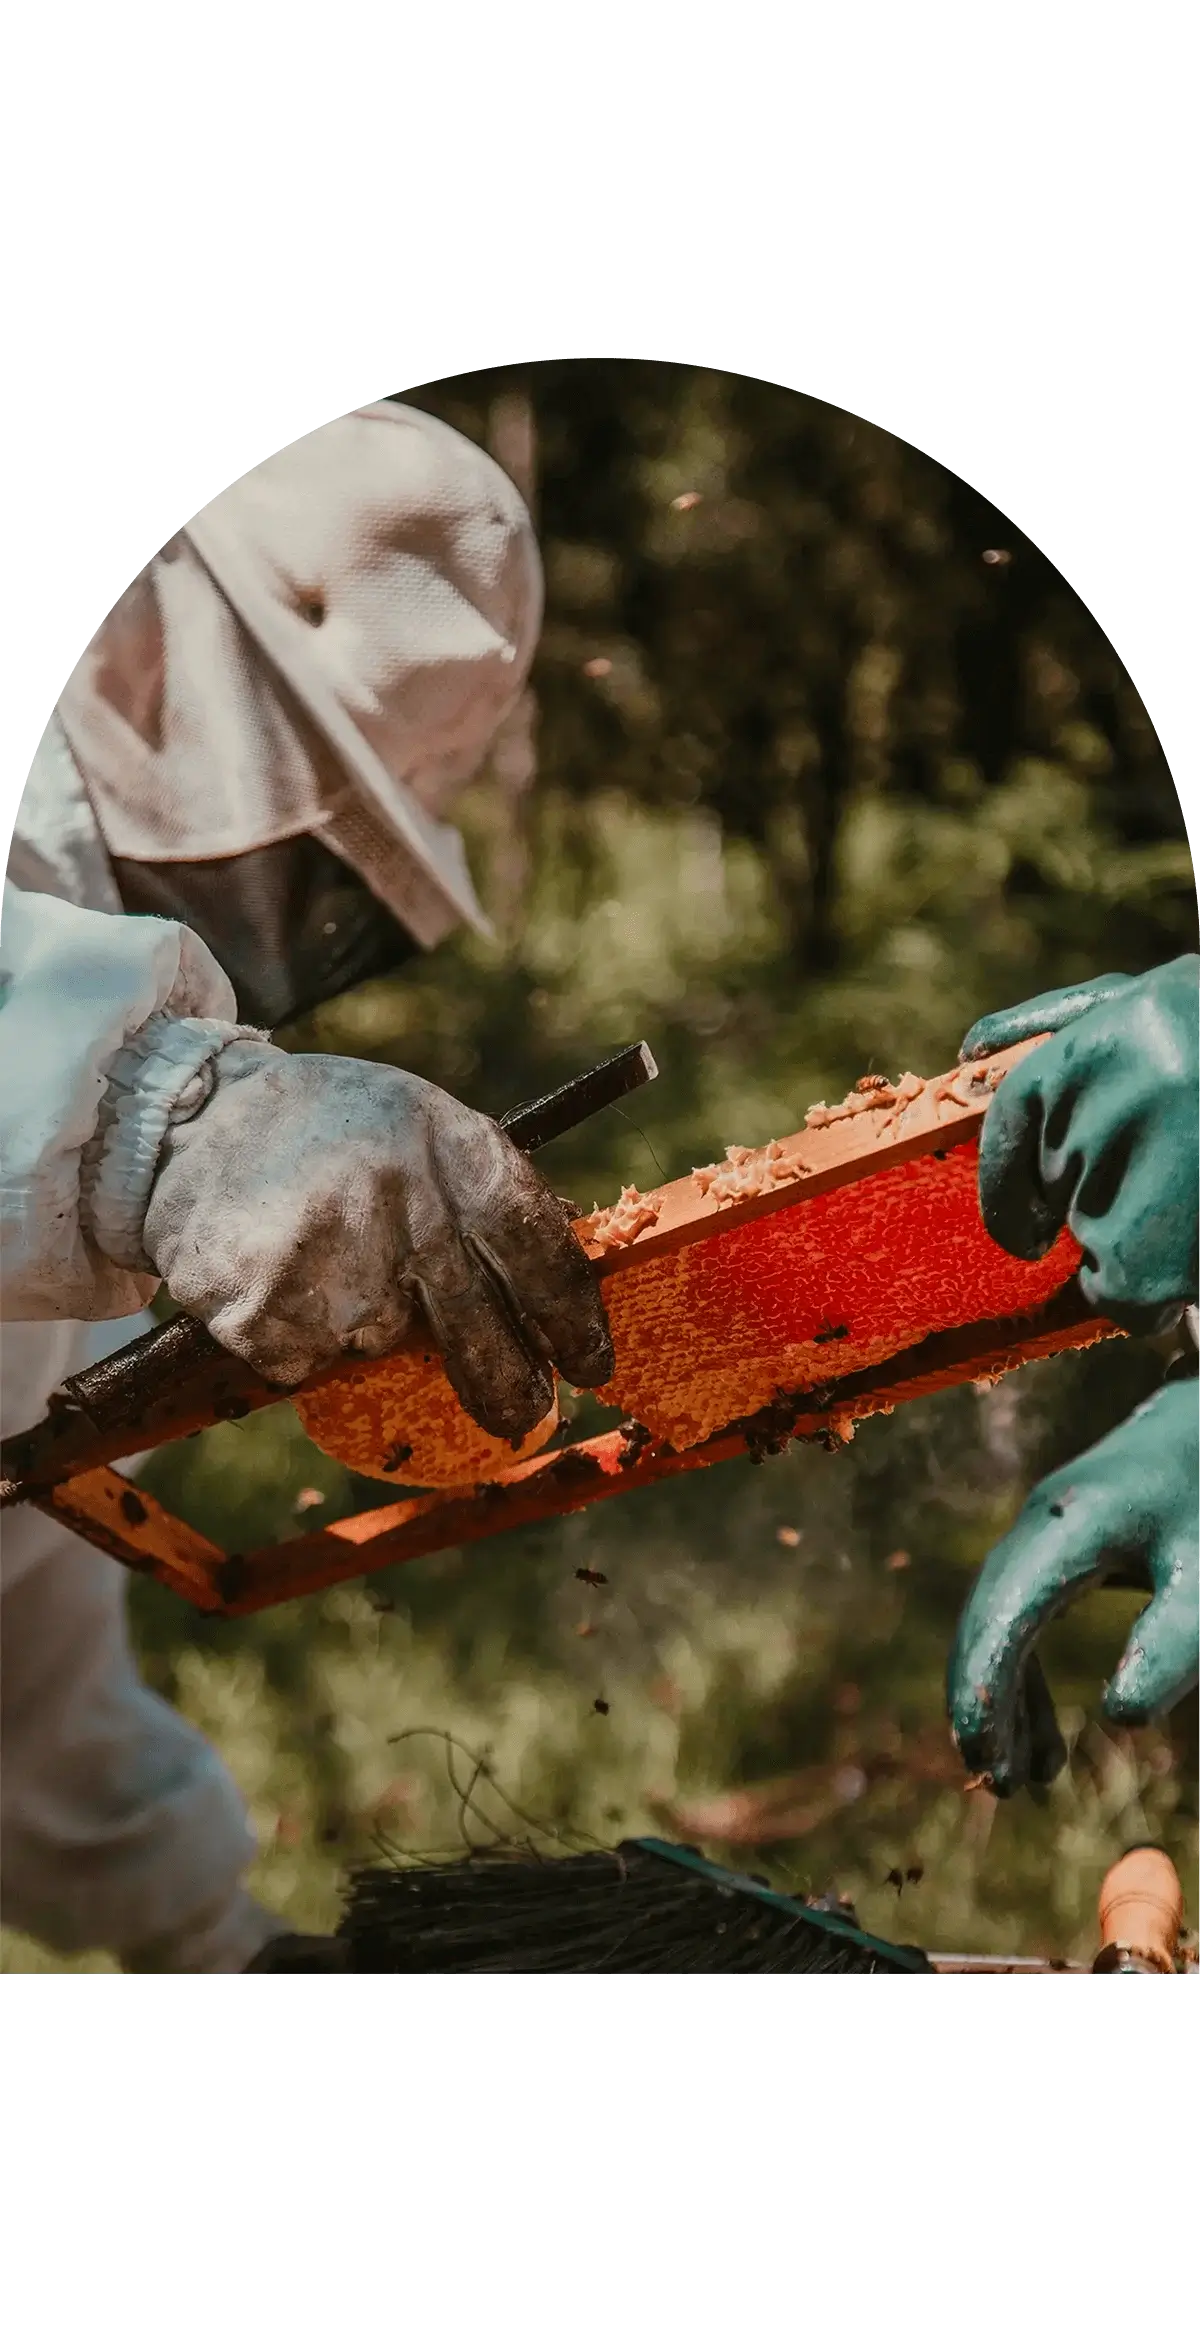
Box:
974, 1052, 1063, 1261
407, 1228, 557, 1446
959, 975, 1134, 1062
439, 1137, 615, 1391
1102, 1537, 1200, 1726
948, 1474, 1136, 1788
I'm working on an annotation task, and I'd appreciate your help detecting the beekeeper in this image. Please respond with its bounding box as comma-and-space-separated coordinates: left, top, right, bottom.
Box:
0, 402, 613, 1972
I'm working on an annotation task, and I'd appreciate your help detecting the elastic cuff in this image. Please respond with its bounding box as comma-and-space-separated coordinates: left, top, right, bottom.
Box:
81, 1012, 267, 1273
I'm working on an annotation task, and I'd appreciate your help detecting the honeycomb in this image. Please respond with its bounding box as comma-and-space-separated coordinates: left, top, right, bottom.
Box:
293, 1354, 559, 1488
595, 1139, 1076, 1448
291, 1041, 1080, 1484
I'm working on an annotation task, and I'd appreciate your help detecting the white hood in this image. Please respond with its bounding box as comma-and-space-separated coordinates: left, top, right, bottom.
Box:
53, 401, 543, 947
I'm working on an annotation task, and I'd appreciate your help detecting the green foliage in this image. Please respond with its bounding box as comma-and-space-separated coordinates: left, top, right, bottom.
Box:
4, 362, 1194, 1973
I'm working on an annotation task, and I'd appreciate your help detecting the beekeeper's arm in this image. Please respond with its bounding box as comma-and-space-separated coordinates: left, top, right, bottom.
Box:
0, 882, 613, 1443
946, 957, 1199, 1795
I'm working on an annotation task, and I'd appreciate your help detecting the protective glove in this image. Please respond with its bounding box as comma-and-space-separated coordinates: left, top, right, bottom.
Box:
948, 955, 1199, 1794
947, 1377, 1199, 1795
959, 955, 1199, 1335
89, 1030, 614, 1445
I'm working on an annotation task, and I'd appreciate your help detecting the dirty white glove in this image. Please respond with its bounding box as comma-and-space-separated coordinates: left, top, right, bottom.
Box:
83, 1020, 613, 1443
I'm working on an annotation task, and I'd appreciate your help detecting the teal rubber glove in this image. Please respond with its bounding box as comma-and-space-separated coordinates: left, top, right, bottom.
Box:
948, 1378, 1199, 1795
949, 956, 1199, 1794
959, 955, 1199, 1336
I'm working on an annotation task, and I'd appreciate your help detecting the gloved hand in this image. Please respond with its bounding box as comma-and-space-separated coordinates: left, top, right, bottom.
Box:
959, 955, 1199, 1335
107, 1038, 614, 1444
947, 1378, 1199, 1795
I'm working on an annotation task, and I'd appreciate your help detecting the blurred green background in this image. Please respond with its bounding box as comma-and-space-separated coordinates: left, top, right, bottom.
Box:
6, 359, 1195, 1971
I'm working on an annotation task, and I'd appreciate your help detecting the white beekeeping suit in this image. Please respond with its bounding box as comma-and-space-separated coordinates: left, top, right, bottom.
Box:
0, 402, 611, 1971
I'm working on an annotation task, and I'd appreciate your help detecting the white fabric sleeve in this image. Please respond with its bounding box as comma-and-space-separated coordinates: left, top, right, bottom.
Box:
0, 881, 247, 1322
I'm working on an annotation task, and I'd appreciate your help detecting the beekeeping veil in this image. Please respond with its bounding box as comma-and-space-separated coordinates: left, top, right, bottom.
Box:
51, 401, 542, 1017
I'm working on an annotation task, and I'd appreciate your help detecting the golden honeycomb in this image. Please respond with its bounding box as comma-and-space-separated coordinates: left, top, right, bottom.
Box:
290, 1044, 1080, 1486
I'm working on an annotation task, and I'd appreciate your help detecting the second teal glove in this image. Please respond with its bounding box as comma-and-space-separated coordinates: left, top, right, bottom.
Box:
960, 956, 1199, 1335
947, 1378, 1199, 1795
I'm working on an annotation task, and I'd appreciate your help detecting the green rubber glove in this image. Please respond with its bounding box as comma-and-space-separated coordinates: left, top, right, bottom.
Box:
947, 1378, 1199, 1795
959, 955, 1199, 1335
949, 956, 1199, 1794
